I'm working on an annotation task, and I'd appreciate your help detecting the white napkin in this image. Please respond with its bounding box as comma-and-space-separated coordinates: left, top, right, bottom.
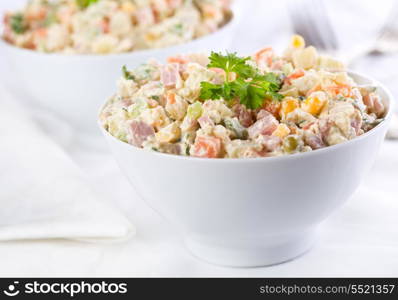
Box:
0, 86, 135, 242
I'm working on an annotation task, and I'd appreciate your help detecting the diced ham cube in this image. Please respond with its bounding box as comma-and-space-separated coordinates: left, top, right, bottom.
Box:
160, 63, 181, 88
259, 135, 282, 152
128, 121, 155, 147
198, 116, 215, 128
318, 119, 332, 144
248, 111, 279, 138
304, 134, 325, 150
351, 111, 363, 135
209, 67, 226, 84
136, 7, 155, 26
233, 104, 253, 127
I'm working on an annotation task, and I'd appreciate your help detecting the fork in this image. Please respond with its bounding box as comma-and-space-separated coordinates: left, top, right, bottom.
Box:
287, 0, 339, 53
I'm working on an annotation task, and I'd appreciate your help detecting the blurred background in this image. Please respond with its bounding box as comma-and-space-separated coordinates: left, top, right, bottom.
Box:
0, 0, 397, 277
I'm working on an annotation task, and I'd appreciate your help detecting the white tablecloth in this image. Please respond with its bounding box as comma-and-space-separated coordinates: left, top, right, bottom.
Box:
0, 0, 397, 277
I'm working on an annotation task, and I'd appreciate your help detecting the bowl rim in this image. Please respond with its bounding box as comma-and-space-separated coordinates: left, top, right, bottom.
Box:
98, 70, 394, 164
0, 7, 237, 59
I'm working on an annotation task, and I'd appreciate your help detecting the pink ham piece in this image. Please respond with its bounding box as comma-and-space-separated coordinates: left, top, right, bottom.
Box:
198, 116, 215, 128
351, 112, 363, 135
256, 109, 274, 120
305, 134, 325, 150
136, 7, 155, 26
232, 104, 253, 127
128, 121, 155, 147
259, 135, 282, 152
318, 119, 332, 144
209, 67, 226, 85
160, 63, 181, 88
248, 110, 278, 138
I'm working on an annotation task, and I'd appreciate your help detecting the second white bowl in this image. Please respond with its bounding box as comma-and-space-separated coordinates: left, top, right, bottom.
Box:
0, 9, 238, 133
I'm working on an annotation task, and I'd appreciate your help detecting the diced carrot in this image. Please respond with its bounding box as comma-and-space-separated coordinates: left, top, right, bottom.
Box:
262, 101, 281, 119
167, 55, 189, 64
191, 136, 221, 158
166, 0, 183, 9
27, 7, 47, 21
325, 83, 352, 97
306, 84, 321, 97
100, 17, 110, 34
202, 4, 217, 18
35, 28, 48, 38
254, 47, 274, 67
302, 121, 315, 130
166, 92, 176, 105
284, 69, 305, 85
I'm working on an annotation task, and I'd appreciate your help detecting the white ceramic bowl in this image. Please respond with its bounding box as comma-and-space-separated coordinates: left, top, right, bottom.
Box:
100, 72, 393, 267
0, 8, 238, 133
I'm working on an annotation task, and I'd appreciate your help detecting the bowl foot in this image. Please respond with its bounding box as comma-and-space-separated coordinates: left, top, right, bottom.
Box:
184, 230, 317, 267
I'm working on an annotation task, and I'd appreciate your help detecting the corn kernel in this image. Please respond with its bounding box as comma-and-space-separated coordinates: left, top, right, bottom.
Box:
291, 34, 305, 49
145, 32, 159, 42
301, 91, 327, 115
279, 97, 299, 119
272, 124, 291, 139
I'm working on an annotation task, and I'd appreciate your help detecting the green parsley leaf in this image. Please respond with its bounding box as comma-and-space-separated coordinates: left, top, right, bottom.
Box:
10, 13, 27, 34
207, 52, 255, 79
76, 0, 99, 9
122, 65, 135, 80
199, 52, 283, 109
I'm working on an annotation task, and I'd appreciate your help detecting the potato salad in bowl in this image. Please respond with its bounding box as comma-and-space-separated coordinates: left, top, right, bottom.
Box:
3, 0, 231, 54
100, 35, 386, 158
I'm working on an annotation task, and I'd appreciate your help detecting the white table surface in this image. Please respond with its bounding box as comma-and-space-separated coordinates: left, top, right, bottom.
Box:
0, 0, 398, 277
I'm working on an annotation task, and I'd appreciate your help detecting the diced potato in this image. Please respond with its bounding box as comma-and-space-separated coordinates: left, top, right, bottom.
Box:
317, 55, 345, 72
155, 122, 181, 143
272, 124, 291, 139
165, 93, 188, 121
202, 100, 234, 123
140, 106, 170, 130
292, 46, 318, 70
110, 11, 133, 36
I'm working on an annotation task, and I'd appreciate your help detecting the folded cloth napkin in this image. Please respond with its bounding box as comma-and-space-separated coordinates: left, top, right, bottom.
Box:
0, 85, 135, 242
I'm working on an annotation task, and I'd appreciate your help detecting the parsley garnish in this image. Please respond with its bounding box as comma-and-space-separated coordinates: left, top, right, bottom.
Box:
122, 65, 135, 80
10, 13, 27, 34
76, 0, 99, 9
199, 52, 282, 109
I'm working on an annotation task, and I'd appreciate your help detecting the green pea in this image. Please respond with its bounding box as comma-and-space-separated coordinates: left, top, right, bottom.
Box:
283, 136, 298, 153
